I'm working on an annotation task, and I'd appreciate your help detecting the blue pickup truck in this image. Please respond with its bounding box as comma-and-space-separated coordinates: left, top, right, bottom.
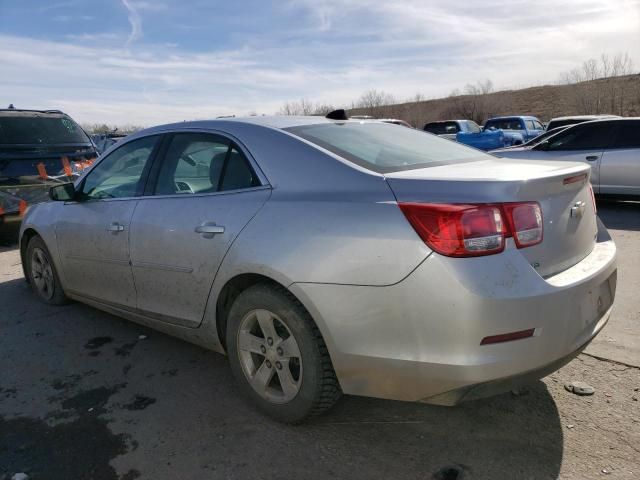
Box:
456, 115, 545, 150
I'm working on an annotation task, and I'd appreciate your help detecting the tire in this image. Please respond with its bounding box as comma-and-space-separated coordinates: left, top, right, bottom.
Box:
226, 283, 342, 423
25, 235, 69, 305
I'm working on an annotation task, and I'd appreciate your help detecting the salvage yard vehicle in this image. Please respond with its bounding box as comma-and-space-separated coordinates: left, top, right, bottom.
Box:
20, 115, 617, 422
423, 120, 481, 140
0, 108, 98, 217
454, 115, 544, 150
492, 118, 640, 196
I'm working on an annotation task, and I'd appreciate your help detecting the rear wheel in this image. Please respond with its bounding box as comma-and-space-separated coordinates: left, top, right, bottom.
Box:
26, 236, 69, 305
226, 283, 341, 423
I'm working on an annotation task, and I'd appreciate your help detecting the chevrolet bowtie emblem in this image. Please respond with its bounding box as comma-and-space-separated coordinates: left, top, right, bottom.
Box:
570, 201, 586, 218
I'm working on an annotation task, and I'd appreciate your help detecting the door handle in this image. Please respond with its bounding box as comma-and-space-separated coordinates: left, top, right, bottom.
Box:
195, 223, 225, 236
107, 222, 125, 232
586, 155, 599, 161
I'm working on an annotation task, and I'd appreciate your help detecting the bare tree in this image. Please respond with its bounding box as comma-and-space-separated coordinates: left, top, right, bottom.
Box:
443, 79, 496, 124
278, 98, 317, 115
278, 99, 336, 116
355, 89, 396, 116
559, 52, 636, 114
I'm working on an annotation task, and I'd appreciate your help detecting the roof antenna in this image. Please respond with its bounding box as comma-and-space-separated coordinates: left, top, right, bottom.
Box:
8, 104, 15, 109
326, 109, 348, 120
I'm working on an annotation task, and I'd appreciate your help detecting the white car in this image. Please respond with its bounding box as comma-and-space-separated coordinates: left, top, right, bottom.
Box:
491, 118, 640, 196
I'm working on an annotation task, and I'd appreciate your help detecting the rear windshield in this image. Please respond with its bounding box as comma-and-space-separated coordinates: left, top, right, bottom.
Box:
285, 122, 486, 173
484, 119, 523, 130
0, 115, 90, 145
423, 122, 459, 135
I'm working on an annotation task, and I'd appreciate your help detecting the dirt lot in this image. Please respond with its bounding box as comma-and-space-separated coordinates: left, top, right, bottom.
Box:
1, 199, 639, 480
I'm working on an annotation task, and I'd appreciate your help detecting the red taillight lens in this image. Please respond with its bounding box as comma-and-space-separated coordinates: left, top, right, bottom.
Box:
398, 203, 505, 257
502, 202, 543, 248
399, 201, 543, 257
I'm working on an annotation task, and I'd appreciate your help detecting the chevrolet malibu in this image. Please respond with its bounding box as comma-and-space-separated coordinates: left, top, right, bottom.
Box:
20, 116, 617, 422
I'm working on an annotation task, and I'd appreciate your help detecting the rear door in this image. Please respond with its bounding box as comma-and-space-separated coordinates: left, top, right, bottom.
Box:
129, 131, 270, 327
528, 122, 615, 193
598, 120, 640, 195
55, 135, 160, 307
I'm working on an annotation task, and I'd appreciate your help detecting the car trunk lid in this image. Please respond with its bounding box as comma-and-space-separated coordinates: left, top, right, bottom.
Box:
385, 158, 598, 278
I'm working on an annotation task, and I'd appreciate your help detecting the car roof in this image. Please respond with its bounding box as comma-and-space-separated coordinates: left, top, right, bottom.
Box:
486, 116, 539, 121
425, 120, 469, 124
549, 114, 619, 121
0, 108, 65, 115
140, 115, 390, 135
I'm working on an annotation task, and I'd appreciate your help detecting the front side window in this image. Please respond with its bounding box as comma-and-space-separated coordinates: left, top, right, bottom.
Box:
153, 133, 259, 195
610, 122, 640, 149
80, 135, 158, 200
546, 123, 613, 151
533, 120, 544, 130
286, 122, 487, 173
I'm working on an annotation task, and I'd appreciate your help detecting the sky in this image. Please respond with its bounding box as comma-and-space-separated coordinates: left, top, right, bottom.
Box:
1, 0, 639, 125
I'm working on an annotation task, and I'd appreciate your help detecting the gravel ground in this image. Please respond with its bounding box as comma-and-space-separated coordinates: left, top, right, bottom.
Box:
1, 199, 639, 480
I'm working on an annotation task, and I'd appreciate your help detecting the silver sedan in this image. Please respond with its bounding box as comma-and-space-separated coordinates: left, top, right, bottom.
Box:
20, 116, 617, 422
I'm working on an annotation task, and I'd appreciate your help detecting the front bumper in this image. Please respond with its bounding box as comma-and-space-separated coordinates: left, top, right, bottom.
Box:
290, 221, 617, 404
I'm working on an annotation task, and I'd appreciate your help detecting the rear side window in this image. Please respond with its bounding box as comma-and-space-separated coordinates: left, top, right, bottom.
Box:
286, 122, 487, 173
153, 132, 260, 195
0, 114, 90, 145
424, 122, 459, 135
610, 122, 640, 149
547, 123, 614, 151
485, 119, 524, 130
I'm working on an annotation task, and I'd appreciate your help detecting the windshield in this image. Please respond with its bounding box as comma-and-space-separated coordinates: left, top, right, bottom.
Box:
285, 122, 487, 173
523, 126, 569, 147
485, 119, 523, 130
0, 114, 90, 145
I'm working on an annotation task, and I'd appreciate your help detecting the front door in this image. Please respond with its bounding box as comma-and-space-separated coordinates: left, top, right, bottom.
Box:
599, 120, 640, 195
528, 121, 615, 193
129, 132, 270, 327
56, 135, 160, 307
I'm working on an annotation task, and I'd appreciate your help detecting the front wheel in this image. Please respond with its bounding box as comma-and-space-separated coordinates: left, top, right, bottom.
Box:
25, 236, 69, 305
226, 284, 341, 423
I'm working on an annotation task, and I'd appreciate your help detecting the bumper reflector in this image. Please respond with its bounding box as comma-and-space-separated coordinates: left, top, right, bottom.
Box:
480, 328, 535, 345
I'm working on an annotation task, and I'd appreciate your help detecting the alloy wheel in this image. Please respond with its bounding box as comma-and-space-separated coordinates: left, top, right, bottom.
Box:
31, 247, 55, 301
236, 309, 303, 404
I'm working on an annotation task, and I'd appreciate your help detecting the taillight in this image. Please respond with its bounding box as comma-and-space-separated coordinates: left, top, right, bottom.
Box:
399, 201, 543, 257
502, 202, 543, 248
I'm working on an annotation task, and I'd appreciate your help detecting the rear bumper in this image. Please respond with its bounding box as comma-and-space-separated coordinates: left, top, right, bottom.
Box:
291, 221, 617, 404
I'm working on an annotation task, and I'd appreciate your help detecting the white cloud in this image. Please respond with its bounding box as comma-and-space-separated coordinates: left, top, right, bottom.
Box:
1, 0, 638, 125
121, 0, 143, 46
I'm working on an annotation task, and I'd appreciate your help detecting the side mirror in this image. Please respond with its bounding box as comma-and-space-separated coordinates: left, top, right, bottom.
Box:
49, 182, 77, 201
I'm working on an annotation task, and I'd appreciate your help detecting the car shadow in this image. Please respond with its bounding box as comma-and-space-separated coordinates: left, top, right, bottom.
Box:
596, 197, 640, 232
0, 268, 564, 480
